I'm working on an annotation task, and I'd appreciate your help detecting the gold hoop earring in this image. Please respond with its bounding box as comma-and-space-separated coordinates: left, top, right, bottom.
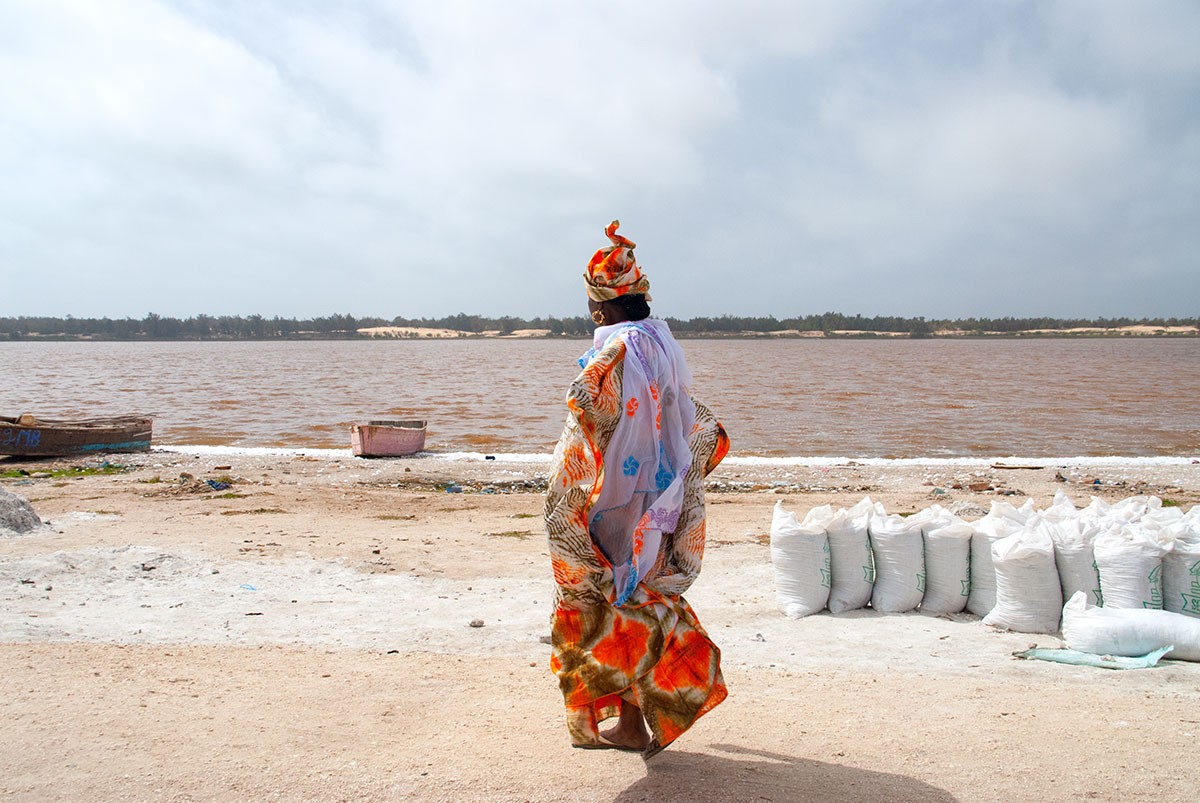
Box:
591, 309, 606, 325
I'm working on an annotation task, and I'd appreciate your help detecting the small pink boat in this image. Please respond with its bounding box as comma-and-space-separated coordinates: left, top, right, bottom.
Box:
350, 419, 427, 457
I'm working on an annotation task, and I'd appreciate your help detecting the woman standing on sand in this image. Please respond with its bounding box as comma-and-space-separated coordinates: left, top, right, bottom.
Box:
544, 221, 730, 758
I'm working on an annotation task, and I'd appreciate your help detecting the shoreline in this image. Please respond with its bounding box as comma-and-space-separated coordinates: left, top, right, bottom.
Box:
5, 448, 1200, 504
9, 445, 1197, 465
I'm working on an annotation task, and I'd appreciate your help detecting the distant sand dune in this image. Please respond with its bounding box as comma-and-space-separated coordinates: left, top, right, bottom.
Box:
936, 325, 1199, 336
358, 326, 553, 339
357, 326, 469, 338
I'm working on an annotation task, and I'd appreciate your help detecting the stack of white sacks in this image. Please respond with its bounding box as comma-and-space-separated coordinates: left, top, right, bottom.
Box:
770, 493, 1200, 661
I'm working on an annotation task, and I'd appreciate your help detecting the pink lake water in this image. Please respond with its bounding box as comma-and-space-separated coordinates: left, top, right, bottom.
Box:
1, 338, 1197, 458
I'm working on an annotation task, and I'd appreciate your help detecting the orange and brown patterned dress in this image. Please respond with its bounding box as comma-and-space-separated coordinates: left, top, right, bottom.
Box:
545, 319, 729, 749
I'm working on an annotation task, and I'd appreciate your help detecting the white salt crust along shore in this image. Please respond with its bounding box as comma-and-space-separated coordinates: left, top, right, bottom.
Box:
147, 445, 1200, 493
156, 443, 1200, 466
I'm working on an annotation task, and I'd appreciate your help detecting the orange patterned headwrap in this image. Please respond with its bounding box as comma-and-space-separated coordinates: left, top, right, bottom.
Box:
584, 220, 652, 303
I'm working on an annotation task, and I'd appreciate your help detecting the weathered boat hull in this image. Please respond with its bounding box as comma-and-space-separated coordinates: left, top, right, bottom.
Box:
0, 414, 153, 457
350, 419, 426, 457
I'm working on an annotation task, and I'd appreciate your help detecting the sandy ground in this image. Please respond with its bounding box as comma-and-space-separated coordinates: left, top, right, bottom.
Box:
2, 451, 1199, 802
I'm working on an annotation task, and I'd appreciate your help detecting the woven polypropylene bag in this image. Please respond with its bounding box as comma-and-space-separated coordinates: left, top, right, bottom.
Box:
770, 501, 831, 618
869, 514, 925, 614
983, 530, 1063, 634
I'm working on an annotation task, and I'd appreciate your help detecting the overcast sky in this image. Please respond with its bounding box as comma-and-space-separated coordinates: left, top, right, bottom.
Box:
2, 1, 1198, 321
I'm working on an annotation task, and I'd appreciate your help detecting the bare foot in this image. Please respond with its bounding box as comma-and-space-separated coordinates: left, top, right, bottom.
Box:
599, 723, 650, 751
595, 699, 652, 750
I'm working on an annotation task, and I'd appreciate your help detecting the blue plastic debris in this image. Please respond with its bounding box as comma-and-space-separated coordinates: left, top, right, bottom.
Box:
206, 479, 231, 491
1013, 645, 1172, 670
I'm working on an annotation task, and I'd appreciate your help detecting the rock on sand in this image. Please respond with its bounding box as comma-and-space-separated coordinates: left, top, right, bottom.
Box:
0, 487, 42, 535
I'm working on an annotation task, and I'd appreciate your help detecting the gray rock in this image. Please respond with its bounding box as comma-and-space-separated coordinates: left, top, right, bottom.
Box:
0, 486, 42, 535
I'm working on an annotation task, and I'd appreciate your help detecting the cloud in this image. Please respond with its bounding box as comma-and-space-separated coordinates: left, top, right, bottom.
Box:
788, 70, 1141, 263
0, 1, 1195, 319
1050, 0, 1200, 77
3, 2, 323, 173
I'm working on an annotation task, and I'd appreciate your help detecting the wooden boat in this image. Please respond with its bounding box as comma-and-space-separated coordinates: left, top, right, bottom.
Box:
0, 413, 153, 457
351, 419, 427, 457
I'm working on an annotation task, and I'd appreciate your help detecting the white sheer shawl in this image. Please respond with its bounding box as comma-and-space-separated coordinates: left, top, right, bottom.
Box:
581, 319, 697, 605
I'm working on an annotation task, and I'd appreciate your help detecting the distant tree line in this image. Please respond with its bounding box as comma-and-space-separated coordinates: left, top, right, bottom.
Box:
1, 312, 1195, 340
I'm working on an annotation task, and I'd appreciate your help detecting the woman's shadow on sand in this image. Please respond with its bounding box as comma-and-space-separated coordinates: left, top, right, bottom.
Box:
614, 743, 958, 803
